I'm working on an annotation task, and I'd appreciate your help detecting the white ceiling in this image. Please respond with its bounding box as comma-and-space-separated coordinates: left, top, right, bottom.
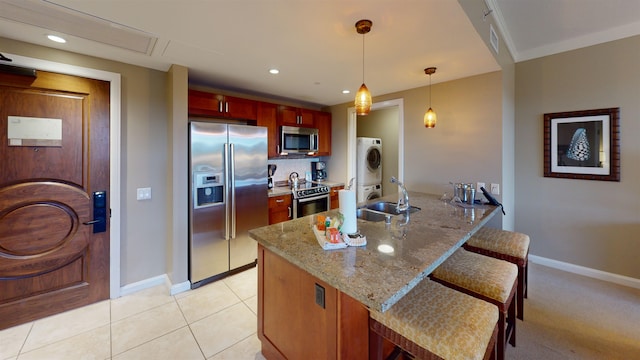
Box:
0, 0, 639, 107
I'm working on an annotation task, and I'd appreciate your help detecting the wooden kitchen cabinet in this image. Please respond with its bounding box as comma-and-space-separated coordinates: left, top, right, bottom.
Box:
257, 102, 279, 158
316, 111, 332, 156
258, 245, 368, 360
268, 194, 292, 224
278, 105, 315, 127
188, 89, 257, 120
330, 185, 344, 210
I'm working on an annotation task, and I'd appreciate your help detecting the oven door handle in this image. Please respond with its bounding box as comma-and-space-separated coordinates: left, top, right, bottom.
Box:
297, 193, 330, 203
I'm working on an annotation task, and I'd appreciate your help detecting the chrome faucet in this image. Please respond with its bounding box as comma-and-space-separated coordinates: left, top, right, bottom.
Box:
390, 176, 409, 212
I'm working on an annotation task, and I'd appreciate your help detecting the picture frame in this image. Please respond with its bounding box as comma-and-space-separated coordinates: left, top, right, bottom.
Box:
543, 108, 620, 181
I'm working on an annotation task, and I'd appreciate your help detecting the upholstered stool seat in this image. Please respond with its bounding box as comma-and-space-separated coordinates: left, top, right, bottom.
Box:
430, 248, 517, 360
464, 227, 530, 320
370, 279, 499, 360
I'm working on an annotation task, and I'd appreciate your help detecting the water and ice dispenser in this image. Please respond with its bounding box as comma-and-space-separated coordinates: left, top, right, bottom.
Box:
193, 172, 224, 209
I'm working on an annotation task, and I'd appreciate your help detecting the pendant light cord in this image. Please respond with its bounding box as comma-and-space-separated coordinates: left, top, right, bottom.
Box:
429, 73, 432, 107
362, 34, 365, 83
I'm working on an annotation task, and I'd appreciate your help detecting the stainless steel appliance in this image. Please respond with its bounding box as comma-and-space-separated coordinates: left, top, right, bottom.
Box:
189, 122, 268, 288
280, 126, 319, 154
311, 161, 327, 181
292, 182, 330, 218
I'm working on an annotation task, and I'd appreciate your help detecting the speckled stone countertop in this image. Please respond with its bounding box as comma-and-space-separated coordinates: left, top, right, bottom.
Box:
249, 191, 500, 312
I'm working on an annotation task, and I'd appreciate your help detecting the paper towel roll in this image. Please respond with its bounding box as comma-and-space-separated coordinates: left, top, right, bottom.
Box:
339, 189, 357, 235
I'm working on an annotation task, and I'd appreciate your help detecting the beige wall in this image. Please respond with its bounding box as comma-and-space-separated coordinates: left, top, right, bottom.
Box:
515, 35, 640, 279
329, 71, 505, 230
356, 107, 399, 196
0, 37, 171, 286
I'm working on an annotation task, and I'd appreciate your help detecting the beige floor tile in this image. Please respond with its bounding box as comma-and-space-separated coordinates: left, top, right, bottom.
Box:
111, 284, 174, 322
244, 295, 258, 315
22, 300, 110, 353
17, 324, 110, 360
113, 327, 204, 360
208, 334, 265, 360
177, 281, 241, 324
190, 302, 257, 358
111, 301, 187, 356
223, 268, 258, 300
0, 322, 32, 360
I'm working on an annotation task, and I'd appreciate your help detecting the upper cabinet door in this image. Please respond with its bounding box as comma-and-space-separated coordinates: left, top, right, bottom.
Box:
257, 102, 279, 159
315, 111, 332, 156
224, 96, 257, 120
188, 89, 257, 121
278, 105, 315, 128
188, 89, 224, 117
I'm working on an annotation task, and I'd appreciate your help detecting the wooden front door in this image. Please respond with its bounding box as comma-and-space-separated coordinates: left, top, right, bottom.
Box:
0, 69, 110, 330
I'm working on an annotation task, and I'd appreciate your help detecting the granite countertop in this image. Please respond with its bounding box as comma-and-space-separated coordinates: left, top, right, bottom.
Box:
268, 180, 345, 197
249, 191, 500, 312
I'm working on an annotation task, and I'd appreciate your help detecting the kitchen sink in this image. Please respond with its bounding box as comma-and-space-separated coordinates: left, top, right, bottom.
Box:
365, 201, 421, 215
356, 208, 392, 222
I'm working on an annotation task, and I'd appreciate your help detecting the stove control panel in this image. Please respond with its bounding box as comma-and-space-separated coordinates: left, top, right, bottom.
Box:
294, 185, 329, 199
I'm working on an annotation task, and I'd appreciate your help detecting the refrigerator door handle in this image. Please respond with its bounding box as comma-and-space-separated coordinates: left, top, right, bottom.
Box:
224, 143, 230, 240
230, 143, 236, 239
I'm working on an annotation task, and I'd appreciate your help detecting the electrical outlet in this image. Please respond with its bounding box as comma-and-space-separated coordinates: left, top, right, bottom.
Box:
490, 183, 500, 195
477, 182, 485, 191
315, 283, 325, 309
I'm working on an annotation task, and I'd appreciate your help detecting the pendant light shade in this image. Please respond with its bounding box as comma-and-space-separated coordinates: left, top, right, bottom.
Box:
424, 107, 437, 128
355, 19, 372, 116
355, 83, 372, 115
424, 67, 437, 128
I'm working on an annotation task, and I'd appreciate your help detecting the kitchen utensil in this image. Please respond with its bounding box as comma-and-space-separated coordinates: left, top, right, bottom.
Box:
268, 164, 277, 177
289, 172, 299, 188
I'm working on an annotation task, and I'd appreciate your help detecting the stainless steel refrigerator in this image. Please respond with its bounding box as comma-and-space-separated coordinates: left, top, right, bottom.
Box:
189, 121, 268, 288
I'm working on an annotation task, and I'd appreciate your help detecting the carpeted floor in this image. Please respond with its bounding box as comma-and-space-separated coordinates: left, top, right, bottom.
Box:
509, 262, 640, 359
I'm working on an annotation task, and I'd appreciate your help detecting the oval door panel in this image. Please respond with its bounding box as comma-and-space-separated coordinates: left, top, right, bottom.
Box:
0, 203, 77, 256
0, 181, 90, 277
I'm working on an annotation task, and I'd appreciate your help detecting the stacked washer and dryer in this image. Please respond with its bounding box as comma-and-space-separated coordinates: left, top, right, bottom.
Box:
356, 137, 383, 202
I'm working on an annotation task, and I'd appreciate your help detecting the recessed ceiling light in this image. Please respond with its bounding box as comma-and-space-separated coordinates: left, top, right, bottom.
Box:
47, 35, 66, 43
269, 69, 279, 74
342, 90, 351, 94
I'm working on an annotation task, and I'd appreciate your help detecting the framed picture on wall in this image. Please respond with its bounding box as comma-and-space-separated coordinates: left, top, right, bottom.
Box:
543, 107, 620, 181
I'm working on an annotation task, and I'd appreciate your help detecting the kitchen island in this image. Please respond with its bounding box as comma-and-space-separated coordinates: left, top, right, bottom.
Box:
249, 191, 500, 359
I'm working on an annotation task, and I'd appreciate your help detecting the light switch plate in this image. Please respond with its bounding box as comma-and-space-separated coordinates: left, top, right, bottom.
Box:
136, 187, 152, 200
490, 183, 500, 195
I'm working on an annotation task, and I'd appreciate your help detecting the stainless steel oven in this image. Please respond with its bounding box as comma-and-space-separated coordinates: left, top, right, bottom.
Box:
292, 183, 330, 218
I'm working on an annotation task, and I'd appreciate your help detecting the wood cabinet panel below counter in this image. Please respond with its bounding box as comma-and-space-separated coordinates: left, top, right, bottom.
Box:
258, 245, 369, 360
268, 194, 292, 224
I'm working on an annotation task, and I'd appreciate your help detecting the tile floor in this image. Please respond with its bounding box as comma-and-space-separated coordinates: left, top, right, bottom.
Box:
0, 268, 266, 360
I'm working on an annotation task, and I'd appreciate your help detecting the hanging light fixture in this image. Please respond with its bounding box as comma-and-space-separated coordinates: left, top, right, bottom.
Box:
355, 19, 372, 116
424, 67, 437, 128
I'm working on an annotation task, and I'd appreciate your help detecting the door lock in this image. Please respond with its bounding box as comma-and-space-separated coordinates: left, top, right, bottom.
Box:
83, 191, 107, 233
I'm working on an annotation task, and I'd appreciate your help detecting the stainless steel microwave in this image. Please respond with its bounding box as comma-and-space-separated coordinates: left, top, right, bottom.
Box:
280, 126, 319, 154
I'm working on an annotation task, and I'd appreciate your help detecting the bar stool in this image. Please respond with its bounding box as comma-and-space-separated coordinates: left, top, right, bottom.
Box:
370, 279, 499, 360
463, 227, 530, 321
430, 248, 517, 360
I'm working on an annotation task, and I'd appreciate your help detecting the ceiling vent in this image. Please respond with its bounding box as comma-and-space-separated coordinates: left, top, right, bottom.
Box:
0, 0, 157, 55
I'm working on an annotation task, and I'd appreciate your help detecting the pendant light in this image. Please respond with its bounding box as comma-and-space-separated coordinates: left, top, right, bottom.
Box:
424, 67, 437, 128
355, 19, 372, 116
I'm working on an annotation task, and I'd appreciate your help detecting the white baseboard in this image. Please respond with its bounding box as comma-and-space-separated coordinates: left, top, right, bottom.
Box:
169, 280, 191, 296
529, 255, 640, 290
119, 274, 168, 297
119, 274, 192, 298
